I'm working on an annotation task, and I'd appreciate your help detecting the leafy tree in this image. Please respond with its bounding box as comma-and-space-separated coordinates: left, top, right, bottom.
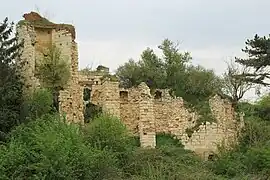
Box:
222, 60, 254, 106
116, 39, 221, 105
116, 39, 191, 90
236, 34, 270, 86
138, 48, 166, 89
116, 59, 143, 88
158, 39, 192, 89
36, 44, 70, 111
181, 65, 222, 102
0, 17, 23, 141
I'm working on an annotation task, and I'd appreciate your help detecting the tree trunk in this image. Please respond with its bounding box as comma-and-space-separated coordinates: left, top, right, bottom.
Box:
52, 89, 60, 112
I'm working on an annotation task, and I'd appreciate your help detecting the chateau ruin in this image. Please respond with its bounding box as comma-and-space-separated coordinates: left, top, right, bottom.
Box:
16, 12, 244, 159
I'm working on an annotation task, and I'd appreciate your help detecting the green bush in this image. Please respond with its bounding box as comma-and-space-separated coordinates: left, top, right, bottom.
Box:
156, 133, 183, 148
83, 114, 135, 153
22, 88, 54, 120
0, 114, 120, 180
210, 117, 270, 178
124, 147, 222, 180
2, 109, 270, 179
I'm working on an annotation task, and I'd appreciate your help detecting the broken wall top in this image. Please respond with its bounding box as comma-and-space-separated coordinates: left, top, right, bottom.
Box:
18, 11, 76, 40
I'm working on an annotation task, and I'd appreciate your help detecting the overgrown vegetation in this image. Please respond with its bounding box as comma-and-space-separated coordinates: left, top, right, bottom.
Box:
36, 44, 70, 111
1, 14, 270, 179
0, 17, 24, 141
2, 99, 269, 179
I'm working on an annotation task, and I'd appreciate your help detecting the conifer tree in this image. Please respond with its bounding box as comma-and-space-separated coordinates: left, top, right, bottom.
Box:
236, 34, 270, 86
0, 17, 23, 141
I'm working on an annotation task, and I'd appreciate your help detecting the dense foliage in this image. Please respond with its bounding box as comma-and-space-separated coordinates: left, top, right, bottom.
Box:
0, 18, 24, 141
1, 100, 269, 179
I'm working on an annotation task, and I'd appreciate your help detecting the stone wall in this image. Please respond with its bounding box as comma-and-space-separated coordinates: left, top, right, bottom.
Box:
119, 88, 140, 133
153, 90, 197, 137
90, 81, 120, 118
118, 85, 198, 138
89, 81, 243, 152
138, 83, 156, 148
16, 24, 39, 94
17, 12, 84, 124
180, 95, 244, 159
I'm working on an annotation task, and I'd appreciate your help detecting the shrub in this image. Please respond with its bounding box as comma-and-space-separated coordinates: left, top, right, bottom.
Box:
25, 88, 54, 120
124, 147, 222, 180
0, 114, 120, 180
156, 133, 183, 148
83, 114, 135, 153
210, 118, 270, 178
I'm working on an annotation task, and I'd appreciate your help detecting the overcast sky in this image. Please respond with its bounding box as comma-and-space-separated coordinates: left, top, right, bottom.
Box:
2, 0, 270, 100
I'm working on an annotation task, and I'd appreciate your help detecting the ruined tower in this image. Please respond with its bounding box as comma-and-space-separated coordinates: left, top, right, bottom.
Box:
16, 12, 84, 123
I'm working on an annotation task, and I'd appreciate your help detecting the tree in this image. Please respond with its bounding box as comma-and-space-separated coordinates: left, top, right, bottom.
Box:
235, 34, 270, 86
182, 65, 222, 102
36, 44, 70, 111
158, 39, 192, 89
0, 17, 24, 140
222, 60, 254, 106
138, 48, 166, 89
116, 58, 142, 88
116, 48, 166, 89
116, 39, 191, 90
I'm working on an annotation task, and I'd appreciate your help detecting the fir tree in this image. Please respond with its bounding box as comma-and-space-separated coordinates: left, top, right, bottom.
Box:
236, 34, 270, 86
0, 17, 24, 141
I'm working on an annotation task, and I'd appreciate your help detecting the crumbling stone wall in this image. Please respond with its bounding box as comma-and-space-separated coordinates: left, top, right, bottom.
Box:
153, 89, 198, 136
16, 24, 39, 94
180, 95, 244, 158
89, 80, 243, 151
119, 88, 140, 133
90, 80, 120, 118
138, 83, 156, 148
17, 12, 84, 123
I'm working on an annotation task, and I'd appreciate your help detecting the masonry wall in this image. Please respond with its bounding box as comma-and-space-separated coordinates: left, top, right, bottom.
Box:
138, 83, 156, 148
17, 13, 84, 124
58, 40, 84, 123
119, 88, 140, 133
180, 95, 244, 158
154, 97, 197, 137
90, 81, 120, 118
117, 87, 198, 137
17, 24, 39, 94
